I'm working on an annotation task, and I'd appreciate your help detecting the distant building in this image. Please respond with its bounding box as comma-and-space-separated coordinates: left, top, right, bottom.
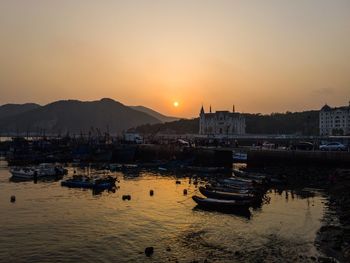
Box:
319, 103, 350, 136
199, 105, 245, 136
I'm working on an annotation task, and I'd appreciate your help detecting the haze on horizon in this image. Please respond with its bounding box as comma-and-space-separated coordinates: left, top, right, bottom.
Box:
0, 0, 349, 118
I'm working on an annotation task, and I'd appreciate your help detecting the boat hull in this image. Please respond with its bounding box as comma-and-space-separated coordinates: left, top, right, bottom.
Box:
192, 196, 250, 210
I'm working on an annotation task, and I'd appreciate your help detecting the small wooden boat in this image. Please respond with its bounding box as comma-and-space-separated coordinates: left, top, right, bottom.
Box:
199, 186, 254, 201
192, 195, 251, 210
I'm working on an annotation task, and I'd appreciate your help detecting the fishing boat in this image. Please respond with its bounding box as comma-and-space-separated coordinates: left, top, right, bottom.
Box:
199, 186, 254, 201
61, 175, 116, 189
192, 195, 251, 210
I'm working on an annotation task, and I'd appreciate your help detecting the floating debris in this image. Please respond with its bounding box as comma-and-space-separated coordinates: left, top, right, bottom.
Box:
176, 180, 181, 184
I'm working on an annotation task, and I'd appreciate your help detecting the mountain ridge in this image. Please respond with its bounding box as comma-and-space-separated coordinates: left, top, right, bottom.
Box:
0, 98, 162, 134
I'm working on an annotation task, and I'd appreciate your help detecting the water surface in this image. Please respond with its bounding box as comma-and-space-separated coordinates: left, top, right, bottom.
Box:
0, 160, 325, 262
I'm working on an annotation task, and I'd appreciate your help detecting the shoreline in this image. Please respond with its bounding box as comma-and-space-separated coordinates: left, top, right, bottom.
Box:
316, 169, 350, 262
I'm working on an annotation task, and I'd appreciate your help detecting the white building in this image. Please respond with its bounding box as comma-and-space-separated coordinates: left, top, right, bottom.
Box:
319, 103, 350, 136
199, 105, 245, 136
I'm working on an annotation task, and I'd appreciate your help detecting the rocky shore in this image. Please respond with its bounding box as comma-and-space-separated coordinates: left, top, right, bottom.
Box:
316, 169, 350, 262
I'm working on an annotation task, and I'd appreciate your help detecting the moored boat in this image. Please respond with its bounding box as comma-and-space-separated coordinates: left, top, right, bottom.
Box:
199, 186, 254, 201
10, 163, 67, 179
192, 195, 251, 210
61, 175, 116, 189
205, 185, 253, 195
9, 167, 37, 179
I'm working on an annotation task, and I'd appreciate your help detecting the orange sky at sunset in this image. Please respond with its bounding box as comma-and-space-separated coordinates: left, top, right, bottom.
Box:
0, 0, 350, 118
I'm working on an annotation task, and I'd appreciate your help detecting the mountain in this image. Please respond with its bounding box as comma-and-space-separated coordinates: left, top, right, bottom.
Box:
130, 106, 178, 123
0, 103, 40, 120
0, 98, 161, 134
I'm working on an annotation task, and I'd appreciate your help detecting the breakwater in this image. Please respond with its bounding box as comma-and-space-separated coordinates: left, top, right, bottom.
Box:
248, 149, 350, 167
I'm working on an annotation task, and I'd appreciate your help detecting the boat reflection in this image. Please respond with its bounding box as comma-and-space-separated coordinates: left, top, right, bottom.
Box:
9, 174, 64, 183
193, 205, 252, 219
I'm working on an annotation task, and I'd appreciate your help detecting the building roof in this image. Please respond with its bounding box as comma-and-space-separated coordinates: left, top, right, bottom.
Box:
321, 104, 332, 111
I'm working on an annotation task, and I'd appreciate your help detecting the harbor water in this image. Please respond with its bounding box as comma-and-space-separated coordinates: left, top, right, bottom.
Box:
0, 159, 326, 262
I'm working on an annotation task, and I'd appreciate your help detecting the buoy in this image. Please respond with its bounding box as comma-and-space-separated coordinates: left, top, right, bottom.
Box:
145, 247, 154, 257
10, 195, 16, 203
150, 190, 154, 196
122, 195, 131, 201
183, 189, 188, 195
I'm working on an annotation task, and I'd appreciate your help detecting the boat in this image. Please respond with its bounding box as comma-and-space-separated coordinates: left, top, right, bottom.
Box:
232, 169, 268, 184
185, 166, 229, 173
205, 185, 254, 195
217, 178, 254, 188
192, 195, 251, 210
232, 152, 247, 162
10, 163, 67, 179
61, 175, 116, 189
199, 186, 254, 201
9, 167, 37, 179
36, 163, 67, 176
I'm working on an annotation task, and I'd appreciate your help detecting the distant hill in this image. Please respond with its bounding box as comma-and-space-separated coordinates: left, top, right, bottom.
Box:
135, 110, 320, 136
130, 106, 178, 123
0, 98, 161, 134
0, 103, 40, 120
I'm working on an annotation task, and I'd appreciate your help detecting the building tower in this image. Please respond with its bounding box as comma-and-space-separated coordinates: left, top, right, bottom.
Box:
199, 105, 205, 135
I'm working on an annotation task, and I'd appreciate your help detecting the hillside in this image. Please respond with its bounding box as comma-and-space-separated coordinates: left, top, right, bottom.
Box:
130, 106, 178, 123
0, 98, 161, 134
0, 103, 40, 120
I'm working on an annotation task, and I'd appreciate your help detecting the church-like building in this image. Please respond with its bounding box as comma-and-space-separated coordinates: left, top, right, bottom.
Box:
199, 105, 246, 136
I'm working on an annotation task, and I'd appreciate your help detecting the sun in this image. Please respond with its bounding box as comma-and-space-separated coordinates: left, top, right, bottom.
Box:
173, 101, 179, 107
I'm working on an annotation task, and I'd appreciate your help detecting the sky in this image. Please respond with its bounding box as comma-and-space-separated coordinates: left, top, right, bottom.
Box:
0, 0, 349, 118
